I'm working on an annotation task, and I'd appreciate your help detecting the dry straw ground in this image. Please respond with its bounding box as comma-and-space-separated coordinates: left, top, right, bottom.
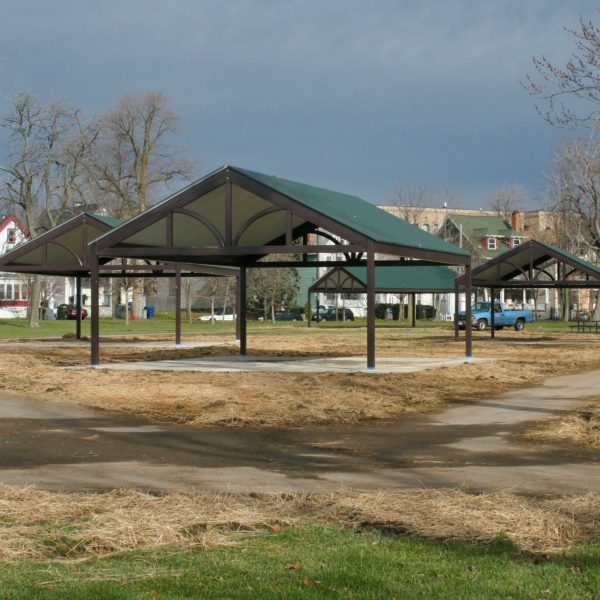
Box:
524, 394, 600, 448
1, 328, 600, 561
0, 484, 599, 561
0, 327, 599, 427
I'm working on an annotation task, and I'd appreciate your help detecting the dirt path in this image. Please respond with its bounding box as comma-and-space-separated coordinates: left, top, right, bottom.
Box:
0, 368, 599, 494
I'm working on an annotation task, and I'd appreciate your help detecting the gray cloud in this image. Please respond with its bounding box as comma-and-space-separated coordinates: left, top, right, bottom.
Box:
1, 0, 598, 206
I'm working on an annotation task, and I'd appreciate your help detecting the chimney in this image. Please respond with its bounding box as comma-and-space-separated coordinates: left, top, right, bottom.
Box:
511, 211, 522, 232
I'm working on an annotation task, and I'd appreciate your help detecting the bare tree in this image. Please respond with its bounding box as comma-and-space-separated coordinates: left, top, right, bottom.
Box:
248, 266, 299, 322
391, 184, 431, 224
545, 135, 600, 319
548, 135, 600, 253
524, 16, 600, 128
0, 93, 90, 326
489, 185, 527, 220
85, 92, 195, 318
391, 183, 464, 233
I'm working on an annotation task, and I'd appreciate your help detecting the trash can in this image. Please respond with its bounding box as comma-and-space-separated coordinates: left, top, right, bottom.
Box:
146, 305, 155, 319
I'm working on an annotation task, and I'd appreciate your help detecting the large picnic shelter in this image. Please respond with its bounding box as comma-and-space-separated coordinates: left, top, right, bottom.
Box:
90, 165, 473, 368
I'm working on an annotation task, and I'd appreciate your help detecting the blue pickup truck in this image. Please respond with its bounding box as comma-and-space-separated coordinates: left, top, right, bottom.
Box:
457, 301, 534, 331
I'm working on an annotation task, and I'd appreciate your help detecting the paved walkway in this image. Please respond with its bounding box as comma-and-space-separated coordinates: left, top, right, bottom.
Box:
0, 369, 599, 494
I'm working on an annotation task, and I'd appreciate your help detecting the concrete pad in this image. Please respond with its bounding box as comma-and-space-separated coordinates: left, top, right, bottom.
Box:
80, 355, 487, 374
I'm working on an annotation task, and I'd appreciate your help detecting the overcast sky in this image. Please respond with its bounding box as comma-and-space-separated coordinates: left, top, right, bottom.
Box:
1, 0, 598, 209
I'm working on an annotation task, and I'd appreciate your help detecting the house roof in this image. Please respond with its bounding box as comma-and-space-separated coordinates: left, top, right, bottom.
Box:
310, 265, 457, 293
445, 214, 520, 259
449, 214, 512, 234
455, 239, 600, 288
92, 165, 470, 266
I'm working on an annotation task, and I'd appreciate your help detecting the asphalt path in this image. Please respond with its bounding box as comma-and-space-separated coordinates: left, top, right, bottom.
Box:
1, 369, 599, 495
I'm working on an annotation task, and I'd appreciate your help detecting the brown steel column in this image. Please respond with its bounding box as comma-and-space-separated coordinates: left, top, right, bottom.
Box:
367, 242, 375, 369
411, 293, 416, 328
490, 288, 495, 339
175, 265, 182, 346
75, 276, 82, 340
454, 282, 459, 340
239, 266, 247, 356
90, 254, 100, 366
235, 275, 241, 340
465, 260, 473, 358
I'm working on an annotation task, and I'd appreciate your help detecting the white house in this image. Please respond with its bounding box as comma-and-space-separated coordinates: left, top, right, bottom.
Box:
0, 215, 30, 318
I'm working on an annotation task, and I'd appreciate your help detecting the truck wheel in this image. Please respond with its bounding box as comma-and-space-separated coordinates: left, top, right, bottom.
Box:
476, 319, 487, 331
514, 319, 525, 331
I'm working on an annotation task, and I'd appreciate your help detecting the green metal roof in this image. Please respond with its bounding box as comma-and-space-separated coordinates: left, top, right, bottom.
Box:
0, 212, 120, 275
312, 265, 457, 292
541, 241, 600, 276
87, 213, 123, 228
232, 167, 469, 257
457, 239, 600, 286
345, 265, 457, 290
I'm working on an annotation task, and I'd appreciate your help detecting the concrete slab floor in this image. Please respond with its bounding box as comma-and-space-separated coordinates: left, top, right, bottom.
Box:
77, 355, 487, 374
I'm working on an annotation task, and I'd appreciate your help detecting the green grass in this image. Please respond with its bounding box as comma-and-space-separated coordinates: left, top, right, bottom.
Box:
0, 315, 581, 340
1, 525, 599, 599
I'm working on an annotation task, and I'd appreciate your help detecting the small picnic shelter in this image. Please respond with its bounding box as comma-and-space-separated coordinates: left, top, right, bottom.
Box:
455, 239, 600, 338
0, 212, 237, 342
308, 265, 457, 326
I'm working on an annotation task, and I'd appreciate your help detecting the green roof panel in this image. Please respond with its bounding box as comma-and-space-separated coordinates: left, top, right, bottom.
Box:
232, 167, 469, 257
344, 265, 457, 291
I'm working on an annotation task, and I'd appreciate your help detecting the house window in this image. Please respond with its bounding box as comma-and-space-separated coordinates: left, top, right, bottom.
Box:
6, 229, 15, 244
512, 238, 521, 247
342, 293, 360, 300
487, 237, 497, 250
5, 284, 13, 300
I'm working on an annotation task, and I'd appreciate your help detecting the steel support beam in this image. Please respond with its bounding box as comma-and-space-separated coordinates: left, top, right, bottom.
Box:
454, 282, 459, 341
367, 242, 376, 369
490, 287, 495, 339
239, 266, 247, 356
175, 265, 182, 346
235, 275, 241, 340
411, 293, 416, 328
90, 255, 100, 366
465, 261, 473, 358
75, 276, 82, 340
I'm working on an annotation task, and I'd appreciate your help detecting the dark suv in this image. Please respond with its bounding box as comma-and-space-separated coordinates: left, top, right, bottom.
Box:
56, 304, 88, 320
311, 307, 354, 322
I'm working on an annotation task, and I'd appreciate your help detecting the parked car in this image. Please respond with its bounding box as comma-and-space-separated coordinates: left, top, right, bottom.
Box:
311, 307, 354, 322
199, 307, 236, 321
259, 310, 304, 321
56, 304, 88, 320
